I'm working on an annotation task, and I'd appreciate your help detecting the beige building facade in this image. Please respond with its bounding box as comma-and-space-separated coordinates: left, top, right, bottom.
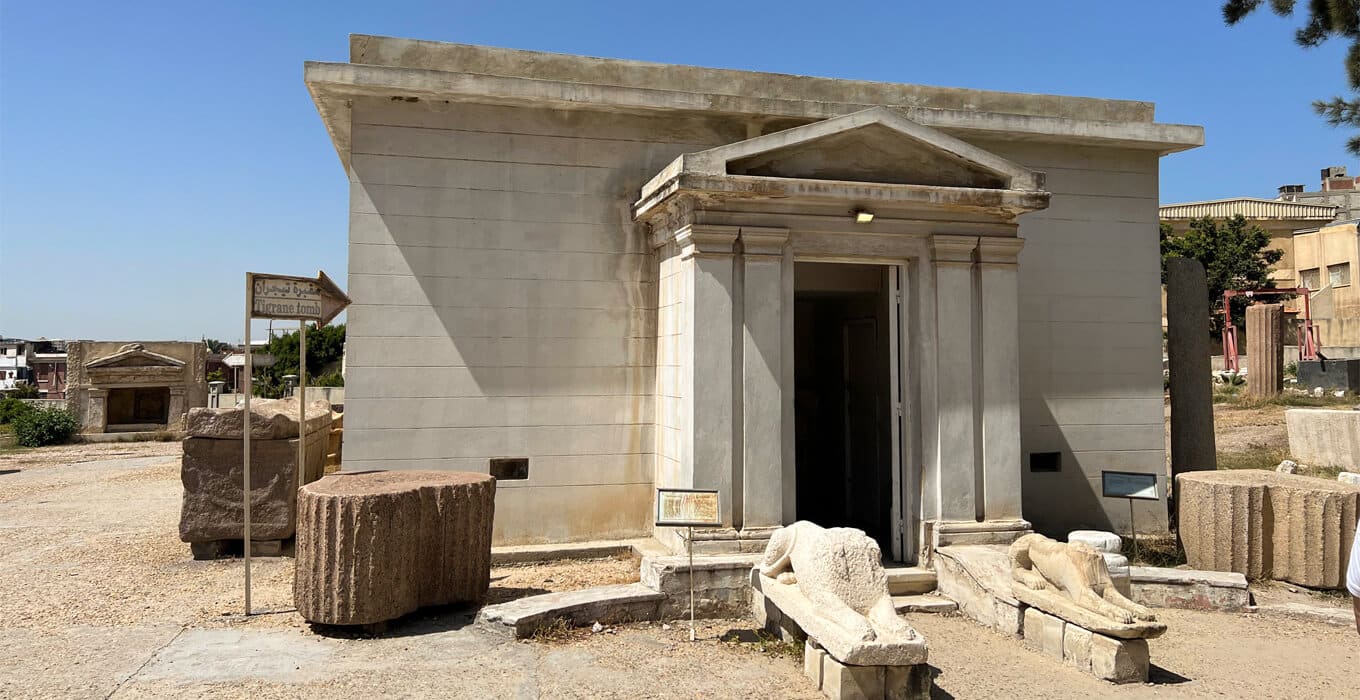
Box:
1293, 220, 1360, 348
1159, 198, 1339, 289
307, 36, 1202, 559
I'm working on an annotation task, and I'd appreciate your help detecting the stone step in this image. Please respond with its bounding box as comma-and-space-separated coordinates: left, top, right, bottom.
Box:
885, 566, 936, 595
892, 594, 957, 614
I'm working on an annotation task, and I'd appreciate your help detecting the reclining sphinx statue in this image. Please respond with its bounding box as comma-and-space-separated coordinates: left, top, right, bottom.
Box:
759, 521, 919, 643
1008, 533, 1157, 627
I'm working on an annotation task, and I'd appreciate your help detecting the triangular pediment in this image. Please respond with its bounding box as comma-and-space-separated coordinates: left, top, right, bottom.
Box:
86, 343, 185, 369
685, 107, 1044, 191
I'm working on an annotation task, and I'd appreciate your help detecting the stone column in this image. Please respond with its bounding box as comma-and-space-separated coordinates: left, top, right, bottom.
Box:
85, 388, 108, 434
677, 224, 738, 527
931, 235, 980, 522
977, 237, 1025, 520
1166, 257, 1217, 531
740, 227, 789, 529
167, 386, 188, 430
1246, 303, 1284, 398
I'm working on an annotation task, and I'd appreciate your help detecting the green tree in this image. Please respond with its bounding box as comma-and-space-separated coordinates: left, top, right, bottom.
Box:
202, 337, 235, 354
257, 323, 346, 398
1161, 215, 1284, 332
1224, 0, 1360, 153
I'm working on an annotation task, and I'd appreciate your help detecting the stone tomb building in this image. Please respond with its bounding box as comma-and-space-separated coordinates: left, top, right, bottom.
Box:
306, 35, 1202, 560
66, 341, 208, 433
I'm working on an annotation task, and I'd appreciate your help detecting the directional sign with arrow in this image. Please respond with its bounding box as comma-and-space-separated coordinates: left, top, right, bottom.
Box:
248, 270, 351, 326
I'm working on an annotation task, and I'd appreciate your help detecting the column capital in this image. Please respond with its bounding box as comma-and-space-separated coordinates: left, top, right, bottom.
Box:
977, 236, 1025, 265
740, 226, 790, 258
676, 224, 739, 259
930, 235, 979, 264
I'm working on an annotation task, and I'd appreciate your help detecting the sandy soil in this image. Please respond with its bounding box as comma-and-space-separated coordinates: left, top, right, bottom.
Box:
1211, 403, 1288, 453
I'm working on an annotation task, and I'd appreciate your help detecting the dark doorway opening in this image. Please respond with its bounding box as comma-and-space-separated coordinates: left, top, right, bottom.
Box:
794, 262, 895, 553
107, 386, 170, 429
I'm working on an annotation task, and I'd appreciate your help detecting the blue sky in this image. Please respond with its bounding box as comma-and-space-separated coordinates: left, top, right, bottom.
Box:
0, 1, 1352, 341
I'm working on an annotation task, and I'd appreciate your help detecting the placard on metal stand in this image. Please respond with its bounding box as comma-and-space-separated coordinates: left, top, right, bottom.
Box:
655, 488, 721, 642
241, 271, 350, 615
1101, 471, 1159, 562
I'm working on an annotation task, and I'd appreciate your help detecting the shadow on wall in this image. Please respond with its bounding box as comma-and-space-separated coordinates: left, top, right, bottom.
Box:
343, 103, 750, 543
1020, 400, 1168, 539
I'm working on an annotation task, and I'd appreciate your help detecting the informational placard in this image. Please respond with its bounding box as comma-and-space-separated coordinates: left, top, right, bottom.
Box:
655, 488, 721, 527
1101, 471, 1159, 501
249, 271, 351, 325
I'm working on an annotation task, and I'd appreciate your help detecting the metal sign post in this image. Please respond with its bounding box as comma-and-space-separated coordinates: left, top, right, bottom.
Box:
1101, 471, 1160, 564
241, 271, 350, 616
655, 488, 721, 642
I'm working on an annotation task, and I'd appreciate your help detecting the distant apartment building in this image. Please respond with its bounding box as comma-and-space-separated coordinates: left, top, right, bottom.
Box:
1277, 166, 1360, 220
1159, 197, 1338, 289
0, 337, 70, 397
1293, 219, 1360, 350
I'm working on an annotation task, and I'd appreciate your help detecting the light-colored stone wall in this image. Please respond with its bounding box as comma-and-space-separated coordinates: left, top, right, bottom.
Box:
342, 98, 745, 544
977, 141, 1169, 535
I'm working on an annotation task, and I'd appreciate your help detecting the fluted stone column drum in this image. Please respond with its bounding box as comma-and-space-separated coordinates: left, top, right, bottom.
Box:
294, 471, 496, 625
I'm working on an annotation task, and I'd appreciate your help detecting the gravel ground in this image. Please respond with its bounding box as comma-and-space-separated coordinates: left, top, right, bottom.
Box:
3, 440, 1358, 699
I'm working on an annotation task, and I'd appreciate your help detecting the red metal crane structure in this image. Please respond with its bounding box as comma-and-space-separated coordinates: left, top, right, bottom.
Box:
1220, 287, 1319, 373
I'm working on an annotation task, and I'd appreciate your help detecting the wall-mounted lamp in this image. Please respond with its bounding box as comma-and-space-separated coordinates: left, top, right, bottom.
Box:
853, 209, 875, 224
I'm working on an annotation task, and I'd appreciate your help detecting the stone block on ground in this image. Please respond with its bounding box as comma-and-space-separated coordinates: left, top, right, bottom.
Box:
1340, 472, 1360, 486
1062, 623, 1093, 673
1022, 607, 1064, 658
820, 655, 884, 700
1177, 469, 1360, 588
294, 470, 495, 626
1286, 409, 1360, 471
186, 397, 333, 440
1089, 635, 1149, 684
933, 545, 1022, 636
178, 427, 328, 543
477, 583, 665, 638
1128, 566, 1249, 612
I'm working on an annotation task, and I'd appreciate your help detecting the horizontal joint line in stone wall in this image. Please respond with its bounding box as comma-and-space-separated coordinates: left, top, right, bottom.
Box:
352, 121, 721, 148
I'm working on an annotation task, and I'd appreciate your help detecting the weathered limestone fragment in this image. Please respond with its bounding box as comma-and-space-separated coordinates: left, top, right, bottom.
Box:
178, 398, 333, 552
1246, 303, 1284, 398
1286, 408, 1360, 471
186, 397, 333, 439
1165, 258, 1217, 496
1177, 470, 1360, 588
294, 470, 495, 626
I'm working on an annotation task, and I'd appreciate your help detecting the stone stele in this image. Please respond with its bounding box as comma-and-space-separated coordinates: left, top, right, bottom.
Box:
294, 470, 496, 626
1008, 534, 1165, 639
186, 397, 334, 440
1178, 469, 1360, 588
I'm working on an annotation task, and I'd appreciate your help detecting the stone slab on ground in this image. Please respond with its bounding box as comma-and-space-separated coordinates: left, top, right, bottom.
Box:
294, 470, 496, 626
1285, 408, 1360, 471
639, 553, 760, 617
891, 594, 957, 614
932, 545, 1022, 636
178, 427, 328, 543
1177, 469, 1360, 589
1129, 566, 1250, 612
1255, 601, 1356, 627
884, 566, 936, 595
476, 583, 666, 638
751, 570, 928, 667
186, 397, 334, 440
490, 538, 656, 565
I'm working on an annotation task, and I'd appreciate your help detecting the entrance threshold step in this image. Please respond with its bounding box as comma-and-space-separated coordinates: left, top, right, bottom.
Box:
884, 566, 936, 595
892, 593, 958, 614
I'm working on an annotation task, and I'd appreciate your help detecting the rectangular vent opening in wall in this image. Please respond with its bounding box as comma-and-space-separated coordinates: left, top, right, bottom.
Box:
490, 457, 529, 480
1029, 452, 1061, 473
